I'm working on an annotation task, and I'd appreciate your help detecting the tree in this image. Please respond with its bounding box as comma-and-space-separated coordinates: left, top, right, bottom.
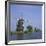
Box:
34, 27, 41, 32
34, 27, 37, 32
27, 25, 33, 32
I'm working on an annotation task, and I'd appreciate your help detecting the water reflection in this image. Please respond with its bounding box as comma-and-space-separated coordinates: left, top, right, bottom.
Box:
9, 32, 42, 40
16, 33, 24, 40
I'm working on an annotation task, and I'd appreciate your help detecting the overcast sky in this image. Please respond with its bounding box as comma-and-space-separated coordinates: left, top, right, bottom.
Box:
10, 4, 42, 31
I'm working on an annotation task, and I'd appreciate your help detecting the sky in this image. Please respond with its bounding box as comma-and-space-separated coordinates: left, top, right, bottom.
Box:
10, 4, 42, 32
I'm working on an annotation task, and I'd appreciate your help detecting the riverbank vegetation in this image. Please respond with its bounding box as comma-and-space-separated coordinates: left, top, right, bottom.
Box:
10, 25, 41, 35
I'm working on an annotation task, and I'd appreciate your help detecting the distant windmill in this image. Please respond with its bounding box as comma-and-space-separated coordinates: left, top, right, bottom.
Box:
16, 13, 24, 32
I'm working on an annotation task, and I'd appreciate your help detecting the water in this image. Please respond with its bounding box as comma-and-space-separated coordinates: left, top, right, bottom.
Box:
9, 32, 42, 41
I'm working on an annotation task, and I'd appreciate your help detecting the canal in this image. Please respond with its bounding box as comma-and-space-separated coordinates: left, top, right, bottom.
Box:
9, 32, 42, 41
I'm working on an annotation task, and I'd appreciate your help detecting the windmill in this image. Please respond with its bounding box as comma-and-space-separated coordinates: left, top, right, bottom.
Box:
16, 13, 24, 32
16, 13, 24, 40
